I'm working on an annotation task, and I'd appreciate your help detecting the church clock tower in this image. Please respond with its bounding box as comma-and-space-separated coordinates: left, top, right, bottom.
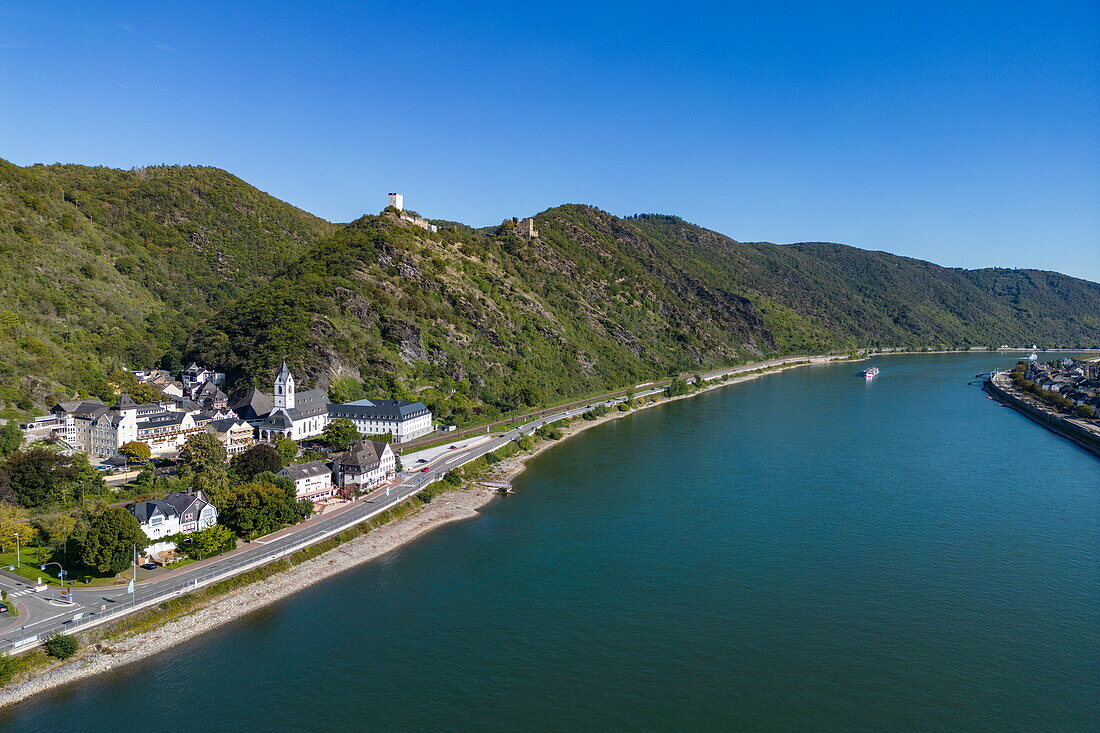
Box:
273, 361, 296, 410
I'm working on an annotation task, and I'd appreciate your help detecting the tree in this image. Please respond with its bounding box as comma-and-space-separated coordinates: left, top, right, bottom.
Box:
220, 479, 311, 540
179, 433, 227, 473
0, 423, 22, 458
183, 524, 237, 560
0, 503, 36, 553
179, 433, 229, 505
119, 441, 151, 464
0, 448, 105, 508
1075, 404, 1096, 418
80, 507, 146, 574
275, 438, 298, 464
230, 444, 284, 480
322, 418, 361, 451
34, 513, 77, 549
44, 633, 79, 660
666, 377, 692, 397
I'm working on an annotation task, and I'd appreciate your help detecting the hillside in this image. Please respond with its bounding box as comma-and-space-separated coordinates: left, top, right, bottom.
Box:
1, 159, 1095, 424
0, 160, 334, 414
183, 205, 1100, 425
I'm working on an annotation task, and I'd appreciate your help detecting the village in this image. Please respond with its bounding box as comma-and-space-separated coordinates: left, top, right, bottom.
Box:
1013, 355, 1100, 417
15, 359, 423, 565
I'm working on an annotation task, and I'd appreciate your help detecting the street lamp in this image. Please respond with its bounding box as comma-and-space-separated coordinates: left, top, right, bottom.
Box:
13, 533, 20, 569
40, 561, 71, 601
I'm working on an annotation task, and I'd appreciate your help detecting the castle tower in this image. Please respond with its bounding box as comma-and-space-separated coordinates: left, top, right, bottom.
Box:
387, 192, 404, 211
273, 361, 296, 410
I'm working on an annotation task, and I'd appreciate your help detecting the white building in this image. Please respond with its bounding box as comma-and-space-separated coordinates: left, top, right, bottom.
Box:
205, 417, 256, 455
387, 192, 404, 211
24, 394, 214, 461
330, 440, 396, 490
181, 363, 225, 394
129, 490, 219, 558
236, 363, 330, 442
277, 460, 334, 502
326, 398, 432, 443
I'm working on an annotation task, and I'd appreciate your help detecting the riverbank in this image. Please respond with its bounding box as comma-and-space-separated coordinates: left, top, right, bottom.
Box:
984, 373, 1100, 457
0, 487, 498, 708
489, 357, 834, 486
0, 354, 836, 707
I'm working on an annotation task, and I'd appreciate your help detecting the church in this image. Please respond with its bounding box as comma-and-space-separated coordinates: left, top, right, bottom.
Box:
233, 362, 330, 442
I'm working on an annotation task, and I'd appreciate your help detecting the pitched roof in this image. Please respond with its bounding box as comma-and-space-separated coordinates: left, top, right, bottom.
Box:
130, 499, 175, 524
232, 389, 275, 421
276, 361, 293, 383
280, 460, 331, 481
333, 439, 391, 471
208, 417, 250, 433
258, 410, 294, 429
288, 389, 330, 420
162, 490, 211, 515
328, 398, 430, 421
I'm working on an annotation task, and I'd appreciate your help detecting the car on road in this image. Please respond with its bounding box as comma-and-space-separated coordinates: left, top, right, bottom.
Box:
416, 458, 427, 463
140, 563, 158, 571
421, 467, 430, 472
448, 445, 457, 449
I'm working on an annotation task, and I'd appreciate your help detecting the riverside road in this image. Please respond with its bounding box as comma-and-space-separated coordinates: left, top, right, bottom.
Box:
0, 354, 835, 652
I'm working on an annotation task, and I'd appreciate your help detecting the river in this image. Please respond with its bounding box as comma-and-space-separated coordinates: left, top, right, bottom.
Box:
2, 353, 1096, 731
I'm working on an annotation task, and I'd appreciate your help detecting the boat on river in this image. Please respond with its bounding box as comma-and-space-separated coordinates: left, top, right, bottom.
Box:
862, 366, 880, 379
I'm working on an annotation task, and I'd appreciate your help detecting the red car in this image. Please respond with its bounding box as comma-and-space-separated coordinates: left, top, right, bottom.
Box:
421, 467, 430, 472
448, 445, 458, 450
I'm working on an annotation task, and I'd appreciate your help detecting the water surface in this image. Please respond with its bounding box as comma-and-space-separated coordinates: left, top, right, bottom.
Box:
3, 354, 1096, 731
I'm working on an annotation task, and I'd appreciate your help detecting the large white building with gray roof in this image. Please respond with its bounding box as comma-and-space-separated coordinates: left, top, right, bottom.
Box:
326, 398, 433, 443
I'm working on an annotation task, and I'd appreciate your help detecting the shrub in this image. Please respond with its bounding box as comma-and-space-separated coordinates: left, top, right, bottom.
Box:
0, 653, 17, 686
44, 633, 79, 660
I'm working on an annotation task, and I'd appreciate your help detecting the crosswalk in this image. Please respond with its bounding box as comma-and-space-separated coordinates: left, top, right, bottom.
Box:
5, 588, 39, 598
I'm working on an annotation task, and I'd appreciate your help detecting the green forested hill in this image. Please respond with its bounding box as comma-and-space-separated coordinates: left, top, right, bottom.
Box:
184, 204, 1100, 425
1, 161, 1096, 424
0, 160, 333, 412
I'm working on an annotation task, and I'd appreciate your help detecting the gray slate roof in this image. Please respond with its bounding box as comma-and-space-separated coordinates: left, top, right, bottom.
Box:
328, 398, 429, 421
280, 460, 331, 481
332, 439, 391, 472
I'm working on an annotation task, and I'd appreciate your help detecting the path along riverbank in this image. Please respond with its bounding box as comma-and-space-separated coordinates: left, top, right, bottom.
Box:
0, 355, 836, 708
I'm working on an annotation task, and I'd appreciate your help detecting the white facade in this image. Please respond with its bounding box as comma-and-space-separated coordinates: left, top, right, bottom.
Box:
326, 399, 433, 444
278, 461, 334, 501
388, 192, 404, 211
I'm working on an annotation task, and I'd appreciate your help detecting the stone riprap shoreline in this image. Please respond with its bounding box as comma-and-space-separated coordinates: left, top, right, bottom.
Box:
0, 488, 496, 709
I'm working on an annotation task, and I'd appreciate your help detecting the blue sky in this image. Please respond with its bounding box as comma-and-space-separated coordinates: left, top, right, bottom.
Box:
2, 1, 1098, 281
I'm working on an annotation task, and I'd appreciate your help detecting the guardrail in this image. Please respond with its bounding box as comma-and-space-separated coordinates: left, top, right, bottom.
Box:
0, 426, 525, 655
0, 359, 820, 654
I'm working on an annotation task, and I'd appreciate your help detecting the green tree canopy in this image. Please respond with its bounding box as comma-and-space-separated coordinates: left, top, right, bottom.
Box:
80, 507, 147, 574
179, 433, 229, 505
0, 423, 22, 458
274, 438, 298, 464
219, 479, 311, 540
179, 433, 227, 473
119, 441, 151, 464
231, 444, 285, 479
0, 448, 106, 508
321, 418, 361, 451
183, 524, 237, 560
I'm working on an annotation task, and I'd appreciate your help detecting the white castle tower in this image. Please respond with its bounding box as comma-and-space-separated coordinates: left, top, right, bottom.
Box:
273, 361, 296, 410
387, 192, 404, 211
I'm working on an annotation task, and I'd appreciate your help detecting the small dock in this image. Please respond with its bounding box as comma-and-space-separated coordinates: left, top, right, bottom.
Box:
479, 481, 514, 494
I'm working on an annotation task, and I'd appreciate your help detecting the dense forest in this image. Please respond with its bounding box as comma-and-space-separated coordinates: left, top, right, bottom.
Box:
1, 160, 1097, 425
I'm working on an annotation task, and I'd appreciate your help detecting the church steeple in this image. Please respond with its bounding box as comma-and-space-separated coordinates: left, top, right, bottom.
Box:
273, 361, 296, 410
